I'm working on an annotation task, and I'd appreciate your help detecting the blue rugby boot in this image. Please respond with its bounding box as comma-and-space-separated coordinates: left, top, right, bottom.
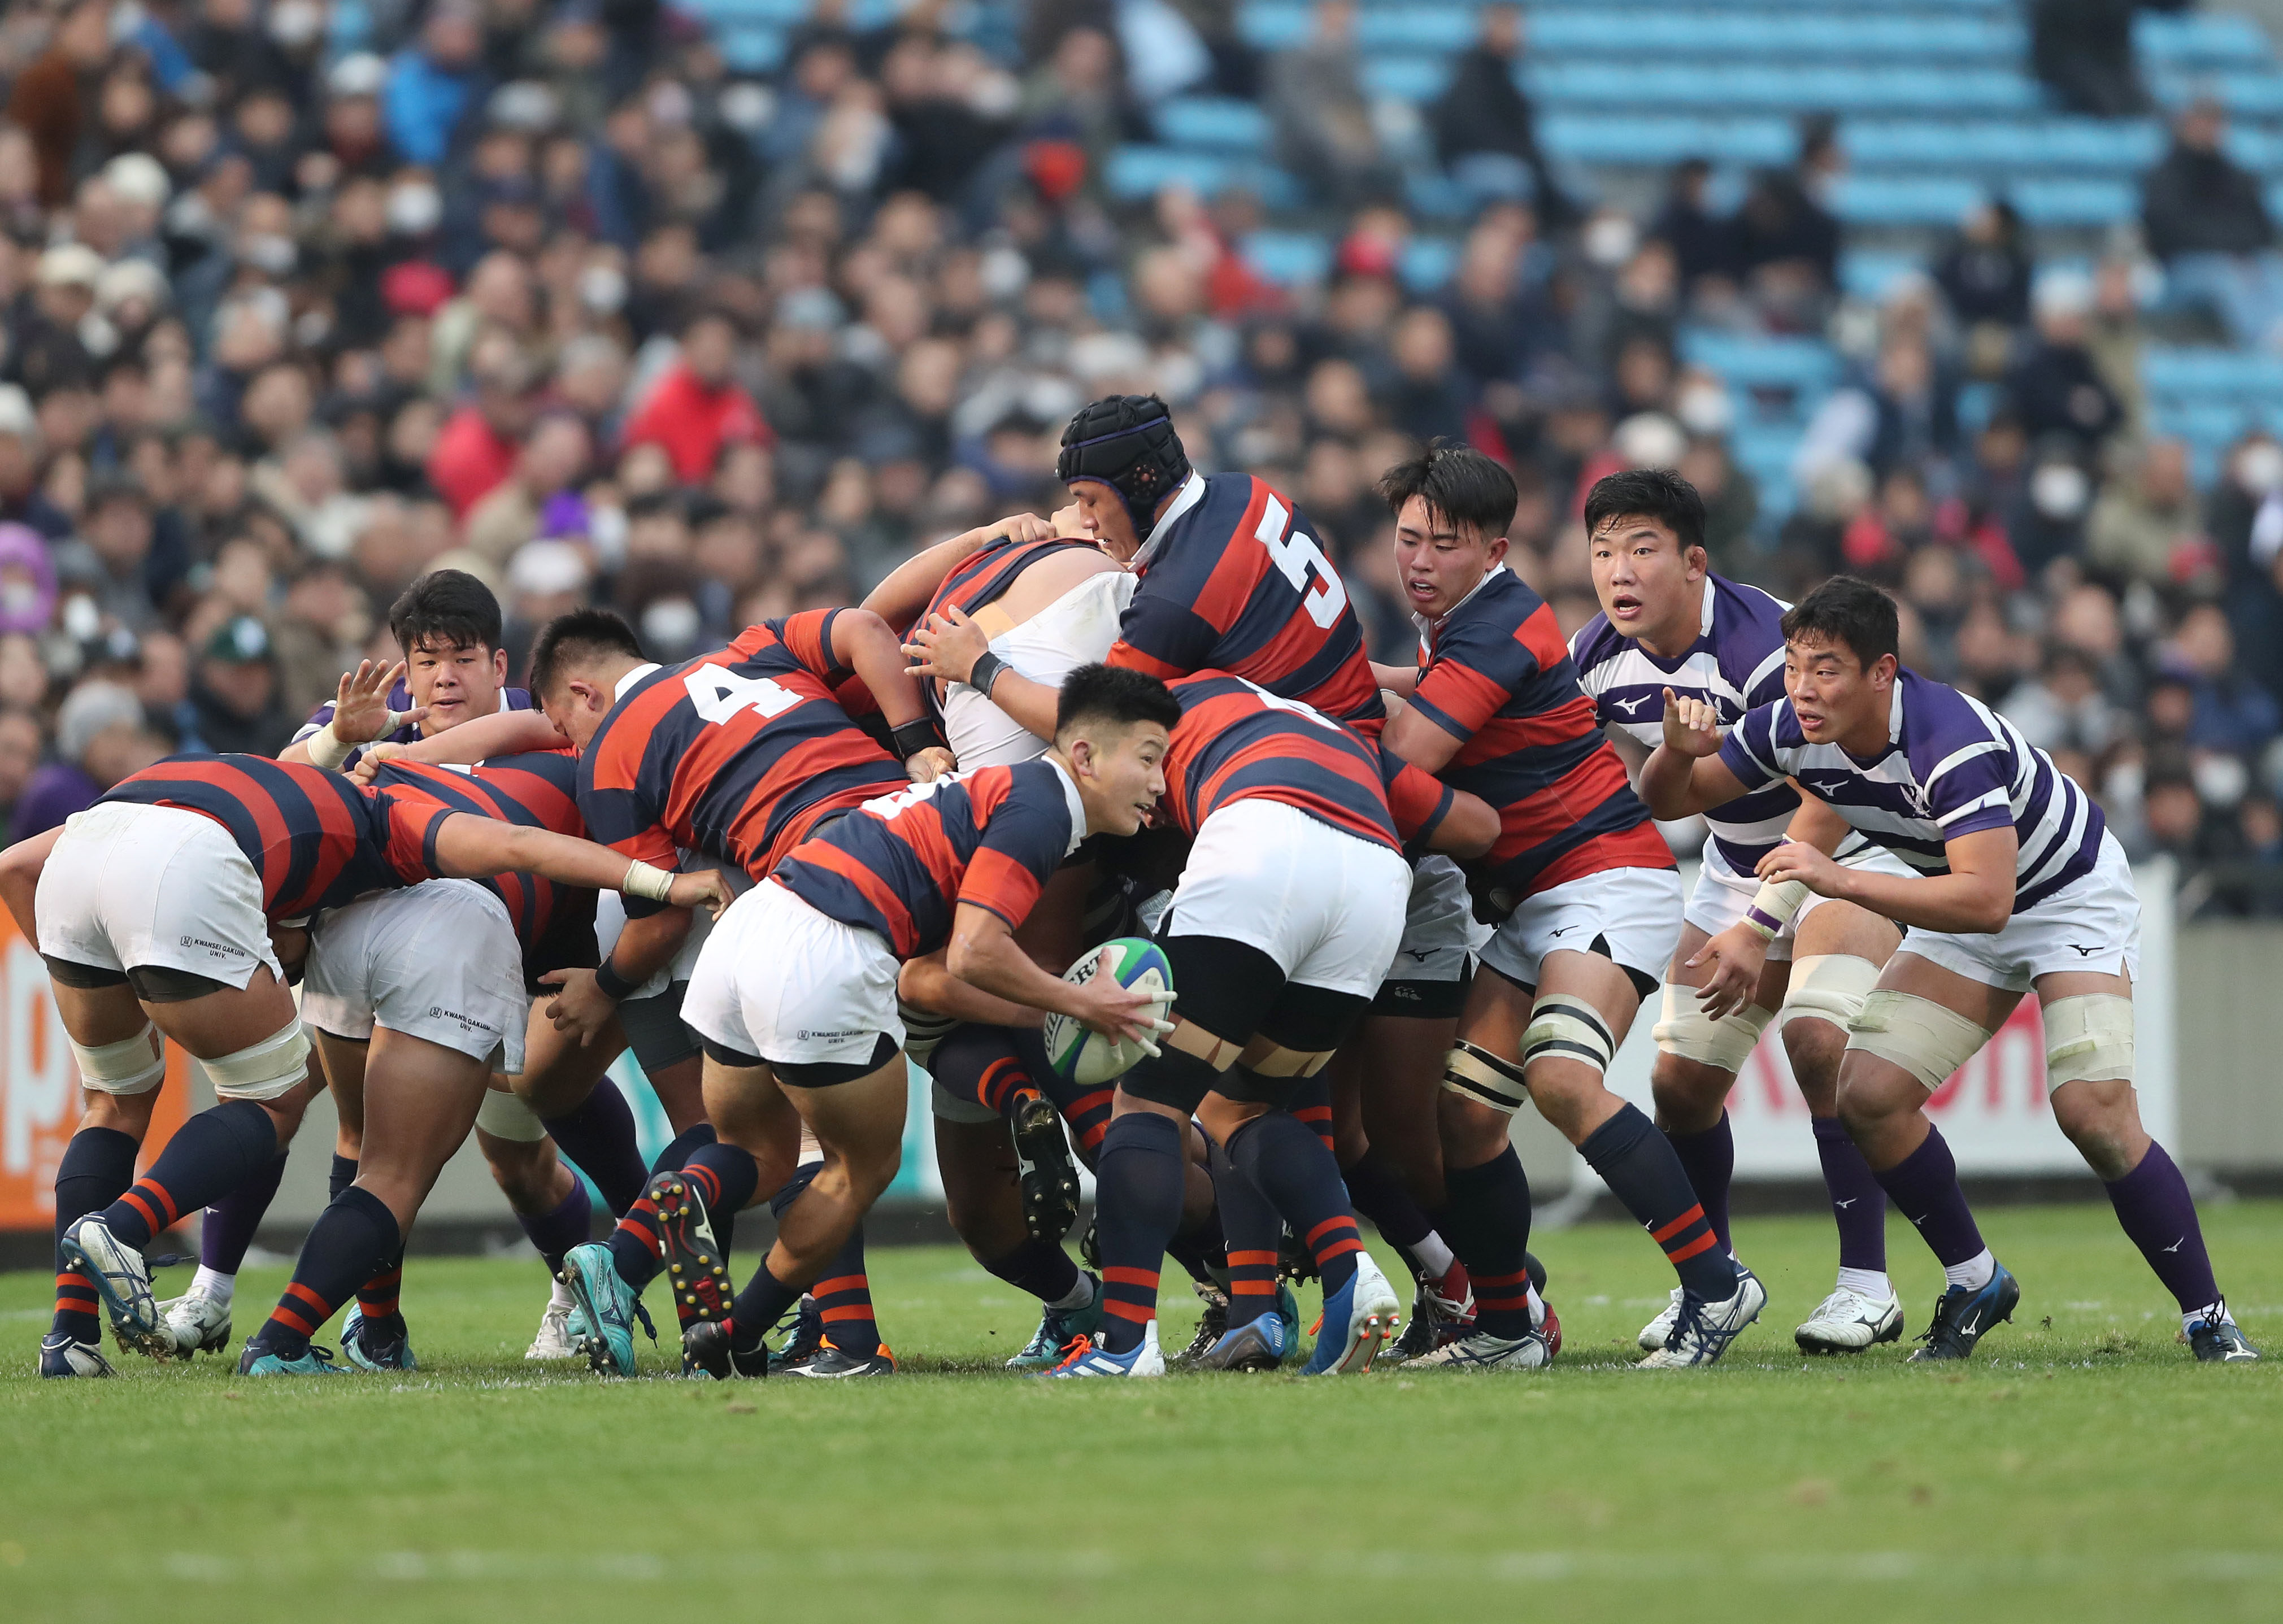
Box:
1907, 1262, 2021, 1363
1302, 1253, 1401, 1375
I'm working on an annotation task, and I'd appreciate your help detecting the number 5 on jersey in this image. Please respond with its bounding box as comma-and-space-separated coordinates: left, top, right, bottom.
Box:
1256, 495, 1347, 630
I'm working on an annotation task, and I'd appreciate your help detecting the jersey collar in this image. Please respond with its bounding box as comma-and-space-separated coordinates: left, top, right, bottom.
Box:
1043, 753, 1089, 854
1131, 471, 1206, 572
613, 662, 661, 702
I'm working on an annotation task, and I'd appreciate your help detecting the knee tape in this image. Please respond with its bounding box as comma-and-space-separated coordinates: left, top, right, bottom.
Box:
1653, 983, 1773, 1073
1843, 990, 1990, 1093
1442, 1038, 1529, 1116
71, 1021, 165, 1095
475, 1087, 547, 1142
1777, 954, 1882, 1035
2043, 994, 2134, 1087
202, 1021, 313, 1102
1522, 993, 1616, 1079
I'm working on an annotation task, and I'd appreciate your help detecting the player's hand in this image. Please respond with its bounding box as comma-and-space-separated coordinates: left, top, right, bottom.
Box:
666, 869, 733, 919
538, 967, 618, 1046
1685, 924, 1768, 1022
1049, 503, 1084, 536
1757, 839, 1843, 899
332, 659, 424, 746
1660, 688, 1723, 757
902, 605, 991, 686
1069, 947, 1177, 1050
346, 741, 408, 785
997, 511, 1055, 545
905, 746, 955, 782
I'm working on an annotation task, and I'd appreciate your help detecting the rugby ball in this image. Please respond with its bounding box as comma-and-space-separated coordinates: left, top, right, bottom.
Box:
1043, 937, 1176, 1086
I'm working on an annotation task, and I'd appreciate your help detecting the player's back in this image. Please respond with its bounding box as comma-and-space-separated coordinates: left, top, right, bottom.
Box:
100, 754, 441, 918
579, 611, 910, 881
1162, 673, 1401, 851
1112, 473, 1385, 733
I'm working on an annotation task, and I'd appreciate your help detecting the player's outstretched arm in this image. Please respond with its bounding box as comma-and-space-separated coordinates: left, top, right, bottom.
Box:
1641, 689, 1751, 818
0, 824, 62, 938
349, 707, 562, 780
282, 660, 425, 767
861, 511, 1055, 633
1371, 660, 1419, 700
947, 902, 1172, 1046
540, 907, 693, 1045
829, 606, 947, 773
1760, 825, 2017, 935
428, 814, 731, 915
1426, 786, 1500, 859
899, 948, 1043, 1031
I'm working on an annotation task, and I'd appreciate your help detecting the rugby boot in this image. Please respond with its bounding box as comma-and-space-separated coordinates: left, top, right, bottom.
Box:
1012, 1092, 1080, 1245
1906, 1262, 2020, 1363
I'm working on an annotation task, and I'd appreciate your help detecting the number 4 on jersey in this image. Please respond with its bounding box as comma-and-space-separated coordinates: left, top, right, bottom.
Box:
1255, 495, 1348, 630
683, 665, 805, 725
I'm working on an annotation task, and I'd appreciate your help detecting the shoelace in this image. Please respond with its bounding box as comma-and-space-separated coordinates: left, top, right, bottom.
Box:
1664, 1294, 1710, 1354
1048, 1333, 1098, 1374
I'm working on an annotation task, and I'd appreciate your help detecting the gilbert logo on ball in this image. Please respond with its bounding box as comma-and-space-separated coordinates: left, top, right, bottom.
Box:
1044, 937, 1176, 1086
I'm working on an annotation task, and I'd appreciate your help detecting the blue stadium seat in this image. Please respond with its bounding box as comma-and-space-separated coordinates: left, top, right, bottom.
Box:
1242, 230, 1332, 286
1525, 11, 2021, 62
2143, 347, 2283, 401
1833, 175, 1982, 227
1538, 114, 1794, 168
1105, 147, 1302, 210
1155, 98, 1273, 154
1680, 330, 1842, 394
1239, 3, 1474, 53
1524, 63, 2040, 115
1360, 55, 1450, 101
715, 23, 786, 72
1400, 237, 1458, 294
2135, 12, 2272, 69
690, 0, 808, 19
2011, 178, 2134, 228
2152, 69, 2283, 117
1839, 251, 1924, 302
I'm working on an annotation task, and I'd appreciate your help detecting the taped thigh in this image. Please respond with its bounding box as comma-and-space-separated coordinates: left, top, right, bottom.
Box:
1523, 993, 1616, 1080
1442, 1038, 1529, 1116
1777, 954, 1882, 1036
71, 1021, 165, 1095
475, 1086, 548, 1142
203, 1020, 314, 1101
2043, 993, 2134, 1087
1653, 982, 1773, 1073
1843, 990, 1990, 1093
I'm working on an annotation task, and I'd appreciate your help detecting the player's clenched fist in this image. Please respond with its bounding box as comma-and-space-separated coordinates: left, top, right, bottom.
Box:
1660, 687, 1724, 756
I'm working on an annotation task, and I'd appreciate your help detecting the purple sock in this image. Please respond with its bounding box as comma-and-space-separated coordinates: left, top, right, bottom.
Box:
1871, 1124, 1985, 1268
1812, 1114, 1888, 1271
2103, 1142, 2221, 1315
1665, 1112, 1735, 1254
540, 1085, 647, 1216
517, 1178, 594, 1275
199, 1151, 288, 1274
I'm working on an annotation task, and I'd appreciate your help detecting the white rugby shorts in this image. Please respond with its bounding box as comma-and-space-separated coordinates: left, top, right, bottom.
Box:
1163, 798, 1411, 999
1686, 837, 1920, 963
682, 879, 904, 1068
1380, 854, 1493, 986
303, 880, 528, 1072
1478, 864, 1684, 991
1899, 829, 2140, 993
35, 802, 280, 988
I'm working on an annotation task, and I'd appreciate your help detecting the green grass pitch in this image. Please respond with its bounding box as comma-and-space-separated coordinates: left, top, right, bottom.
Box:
6, 1200, 2281, 1624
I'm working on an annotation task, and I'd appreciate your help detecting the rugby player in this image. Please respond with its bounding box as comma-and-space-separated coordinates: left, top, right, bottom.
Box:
1372, 445, 1761, 1371
1570, 469, 1915, 1354
3, 754, 723, 1376
1644, 576, 2257, 1362
565, 664, 1176, 1379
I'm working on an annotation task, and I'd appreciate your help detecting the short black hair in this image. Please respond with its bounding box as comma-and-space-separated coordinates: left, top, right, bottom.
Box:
527, 608, 644, 702
390, 568, 504, 658
1377, 440, 1518, 540
1780, 576, 1899, 668
1056, 663, 1180, 737
1582, 467, 1708, 557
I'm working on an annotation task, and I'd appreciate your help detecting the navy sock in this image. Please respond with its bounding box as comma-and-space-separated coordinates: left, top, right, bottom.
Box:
727, 1261, 802, 1356
517, 1177, 593, 1275
1093, 1112, 1186, 1353
198, 1150, 288, 1275
1871, 1124, 1985, 1269
1289, 1076, 1336, 1153
101, 1101, 277, 1249
1226, 1109, 1363, 1295
258, 1187, 399, 1359
1166, 1186, 1227, 1292
328, 1153, 358, 1203
1342, 1143, 1434, 1259
541, 1084, 648, 1216
769, 1160, 823, 1216
52, 1127, 137, 1342
981, 1236, 1084, 1305
1665, 1111, 1736, 1255
607, 1196, 667, 1289
355, 1248, 406, 1337
2104, 1142, 2221, 1316
766, 1164, 874, 1355
1210, 1139, 1282, 1326
683, 1141, 760, 1255
1582, 1103, 1740, 1301
648, 1123, 716, 1177
1812, 1114, 1888, 1272
1440, 1147, 1535, 1338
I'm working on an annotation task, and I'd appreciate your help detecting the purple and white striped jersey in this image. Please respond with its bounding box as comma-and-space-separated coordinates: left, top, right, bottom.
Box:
1570, 574, 1810, 873
1717, 668, 2106, 913
289, 681, 536, 769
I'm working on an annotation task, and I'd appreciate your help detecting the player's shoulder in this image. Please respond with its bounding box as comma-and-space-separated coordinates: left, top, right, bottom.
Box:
1896, 667, 2006, 765
1567, 608, 1625, 682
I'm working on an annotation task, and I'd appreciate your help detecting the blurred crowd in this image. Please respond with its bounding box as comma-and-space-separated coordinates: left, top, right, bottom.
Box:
0, 0, 2278, 913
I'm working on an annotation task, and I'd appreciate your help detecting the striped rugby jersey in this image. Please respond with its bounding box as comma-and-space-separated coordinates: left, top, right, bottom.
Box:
100, 754, 450, 920
1570, 574, 1865, 873
577, 612, 910, 913
1106, 472, 1386, 734
772, 759, 1084, 958
1717, 668, 2107, 912
1160, 672, 1410, 853
1410, 564, 1672, 899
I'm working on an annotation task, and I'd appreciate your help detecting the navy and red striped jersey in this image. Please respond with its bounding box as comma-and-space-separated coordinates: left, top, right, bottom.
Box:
1160, 673, 1403, 854
577, 611, 910, 910
1372, 738, 1458, 857
917, 533, 1105, 717
1408, 566, 1672, 896
364, 751, 597, 977
1107, 473, 1385, 734
773, 760, 1084, 958
99, 755, 450, 920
